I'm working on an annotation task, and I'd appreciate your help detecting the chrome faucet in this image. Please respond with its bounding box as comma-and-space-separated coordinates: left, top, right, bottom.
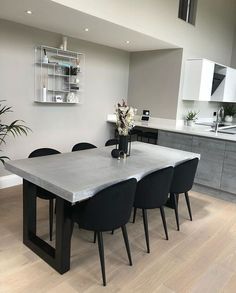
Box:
214, 106, 224, 133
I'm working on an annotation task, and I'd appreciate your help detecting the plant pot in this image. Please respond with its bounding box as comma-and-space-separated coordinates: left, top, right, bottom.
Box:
224, 115, 233, 123
186, 120, 195, 127
119, 135, 129, 154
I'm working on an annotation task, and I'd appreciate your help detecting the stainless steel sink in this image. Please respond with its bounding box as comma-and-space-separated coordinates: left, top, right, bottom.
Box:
209, 125, 236, 134
196, 122, 229, 127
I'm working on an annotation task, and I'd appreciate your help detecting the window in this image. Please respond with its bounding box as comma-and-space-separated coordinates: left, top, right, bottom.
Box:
178, 0, 197, 25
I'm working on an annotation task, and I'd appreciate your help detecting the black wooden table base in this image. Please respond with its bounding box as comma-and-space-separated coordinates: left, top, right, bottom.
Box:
23, 180, 72, 274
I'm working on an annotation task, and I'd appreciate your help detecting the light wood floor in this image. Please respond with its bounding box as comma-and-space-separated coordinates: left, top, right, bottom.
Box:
1, 186, 236, 293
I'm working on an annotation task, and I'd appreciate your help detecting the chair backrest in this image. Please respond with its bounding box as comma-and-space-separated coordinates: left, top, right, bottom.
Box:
72, 142, 97, 152
28, 148, 61, 199
74, 178, 137, 231
105, 139, 118, 147
134, 167, 174, 209
170, 158, 199, 194
29, 148, 60, 158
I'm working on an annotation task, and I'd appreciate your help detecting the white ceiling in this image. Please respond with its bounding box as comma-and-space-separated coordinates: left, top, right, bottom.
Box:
0, 0, 178, 52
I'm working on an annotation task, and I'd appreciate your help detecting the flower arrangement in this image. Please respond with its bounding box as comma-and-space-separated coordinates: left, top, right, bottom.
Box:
116, 100, 135, 136
0, 100, 31, 164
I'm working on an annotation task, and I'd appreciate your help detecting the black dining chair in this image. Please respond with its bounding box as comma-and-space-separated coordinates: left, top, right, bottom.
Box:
105, 138, 118, 147
28, 148, 61, 241
132, 167, 174, 253
72, 142, 97, 152
71, 178, 137, 286
169, 158, 199, 231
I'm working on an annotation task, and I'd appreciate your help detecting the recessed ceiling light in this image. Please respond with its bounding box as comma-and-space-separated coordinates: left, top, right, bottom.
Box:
25, 10, 32, 15
125, 40, 130, 44
84, 28, 89, 32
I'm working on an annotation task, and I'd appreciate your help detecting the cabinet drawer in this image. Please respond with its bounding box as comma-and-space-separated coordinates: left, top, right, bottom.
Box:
158, 130, 192, 151
192, 137, 226, 161
191, 136, 225, 189
194, 159, 223, 188
221, 142, 236, 194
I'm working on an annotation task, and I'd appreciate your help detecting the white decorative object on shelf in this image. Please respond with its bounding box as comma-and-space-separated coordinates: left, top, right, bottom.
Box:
34, 45, 85, 105
56, 95, 63, 103
67, 92, 76, 103
42, 86, 47, 102
62, 36, 68, 51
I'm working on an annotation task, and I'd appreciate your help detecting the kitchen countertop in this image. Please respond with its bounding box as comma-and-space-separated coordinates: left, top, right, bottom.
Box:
107, 115, 236, 142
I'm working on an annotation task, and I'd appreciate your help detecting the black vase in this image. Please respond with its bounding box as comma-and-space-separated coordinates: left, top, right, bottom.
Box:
119, 135, 129, 154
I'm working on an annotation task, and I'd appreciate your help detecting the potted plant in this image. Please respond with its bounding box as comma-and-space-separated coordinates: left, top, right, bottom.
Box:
0, 100, 31, 164
185, 110, 199, 127
115, 100, 135, 154
223, 103, 236, 123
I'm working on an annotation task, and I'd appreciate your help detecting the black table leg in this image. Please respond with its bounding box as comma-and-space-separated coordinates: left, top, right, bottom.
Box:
23, 179, 72, 274
55, 196, 72, 273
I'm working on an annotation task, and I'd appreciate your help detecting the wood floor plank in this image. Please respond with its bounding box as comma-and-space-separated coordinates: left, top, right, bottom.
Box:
1, 186, 236, 292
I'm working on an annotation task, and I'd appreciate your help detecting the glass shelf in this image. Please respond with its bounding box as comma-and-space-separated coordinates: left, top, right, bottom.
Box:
48, 74, 69, 77
47, 89, 70, 93
51, 54, 78, 60
35, 101, 80, 104
35, 62, 71, 68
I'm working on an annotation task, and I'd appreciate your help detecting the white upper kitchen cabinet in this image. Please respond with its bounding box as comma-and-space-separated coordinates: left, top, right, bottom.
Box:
182, 59, 215, 101
182, 58, 236, 103
211, 67, 236, 102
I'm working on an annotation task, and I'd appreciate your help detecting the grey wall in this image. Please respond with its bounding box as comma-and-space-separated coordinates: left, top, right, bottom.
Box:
57, 0, 236, 120
0, 19, 130, 177
55, 0, 236, 65
231, 29, 236, 68
128, 49, 183, 119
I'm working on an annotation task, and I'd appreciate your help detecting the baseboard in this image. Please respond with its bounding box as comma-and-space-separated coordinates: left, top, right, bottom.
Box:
0, 174, 22, 189
193, 183, 236, 203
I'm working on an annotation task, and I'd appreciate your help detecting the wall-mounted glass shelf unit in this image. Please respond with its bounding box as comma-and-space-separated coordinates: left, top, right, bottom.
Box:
34, 45, 85, 104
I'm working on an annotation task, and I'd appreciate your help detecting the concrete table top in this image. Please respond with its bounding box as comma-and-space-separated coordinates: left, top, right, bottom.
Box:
5, 142, 200, 203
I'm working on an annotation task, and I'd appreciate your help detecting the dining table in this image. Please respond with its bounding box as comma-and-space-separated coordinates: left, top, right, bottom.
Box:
5, 142, 200, 274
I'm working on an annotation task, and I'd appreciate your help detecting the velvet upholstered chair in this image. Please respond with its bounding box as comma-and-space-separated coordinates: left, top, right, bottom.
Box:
132, 167, 174, 253
71, 178, 137, 286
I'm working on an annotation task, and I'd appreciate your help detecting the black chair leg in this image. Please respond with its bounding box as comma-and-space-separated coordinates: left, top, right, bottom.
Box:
160, 206, 168, 240
49, 199, 53, 241
111, 230, 114, 234
185, 192, 193, 221
121, 225, 132, 266
142, 209, 150, 253
97, 232, 106, 286
132, 207, 137, 223
172, 193, 180, 231
93, 231, 97, 243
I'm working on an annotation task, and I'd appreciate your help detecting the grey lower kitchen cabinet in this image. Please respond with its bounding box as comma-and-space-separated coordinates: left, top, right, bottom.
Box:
158, 130, 192, 152
158, 129, 236, 195
221, 142, 236, 194
191, 137, 225, 189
